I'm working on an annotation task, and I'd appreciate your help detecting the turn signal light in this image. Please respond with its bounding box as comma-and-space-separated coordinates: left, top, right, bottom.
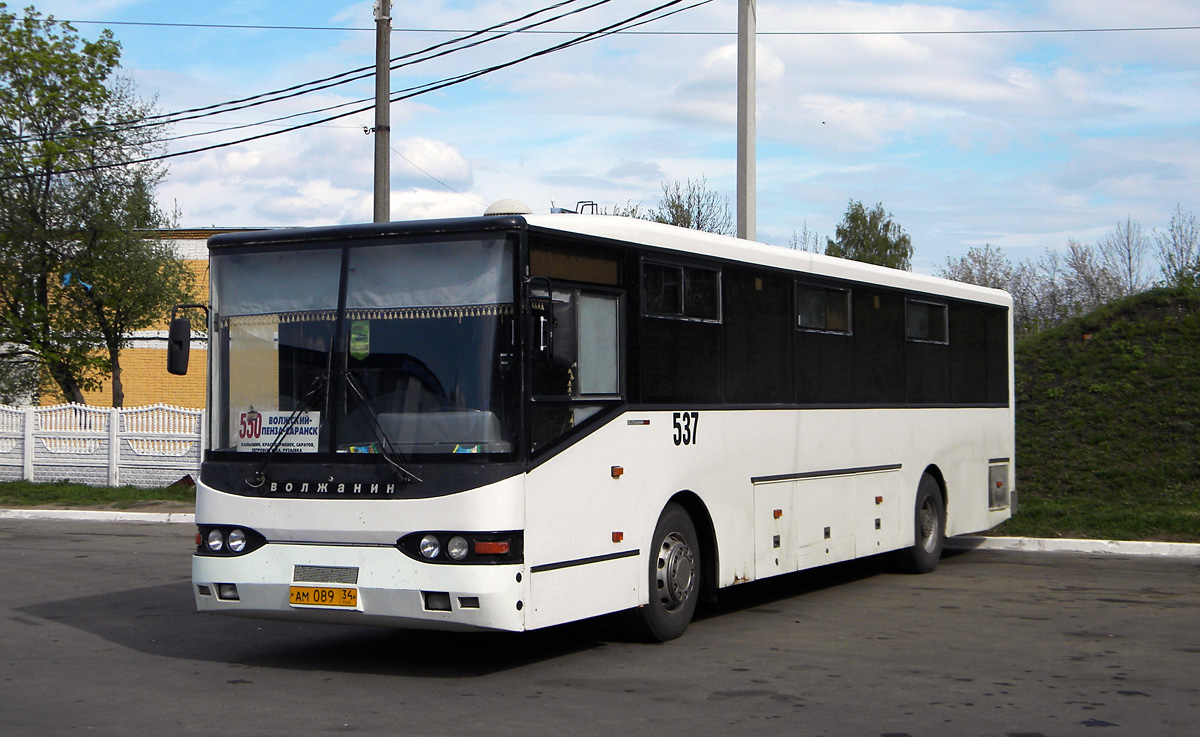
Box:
474, 540, 510, 555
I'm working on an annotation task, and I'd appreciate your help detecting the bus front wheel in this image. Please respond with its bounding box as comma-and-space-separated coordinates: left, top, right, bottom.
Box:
622, 503, 700, 642
895, 474, 945, 574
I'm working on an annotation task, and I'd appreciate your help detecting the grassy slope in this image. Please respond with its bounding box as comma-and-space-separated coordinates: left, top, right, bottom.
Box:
995, 288, 1200, 541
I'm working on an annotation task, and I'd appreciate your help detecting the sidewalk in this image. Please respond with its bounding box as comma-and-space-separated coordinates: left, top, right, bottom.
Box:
4, 506, 1200, 558
945, 534, 1200, 558
0, 507, 196, 525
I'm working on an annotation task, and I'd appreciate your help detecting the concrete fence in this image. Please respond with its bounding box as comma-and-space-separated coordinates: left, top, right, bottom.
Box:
0, 403, 203, 488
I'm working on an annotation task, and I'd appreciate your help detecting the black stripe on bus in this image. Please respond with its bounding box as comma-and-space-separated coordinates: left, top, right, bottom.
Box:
751, 463, 903, 485
530, 549, 640, 574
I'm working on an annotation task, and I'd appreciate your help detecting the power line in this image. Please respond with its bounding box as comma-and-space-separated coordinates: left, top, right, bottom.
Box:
758, 25, 1200, 36
17, 7, 1199, 149
4, 0, 705, 179
390, 144, 487, 208
56, 17, 1200, 36
137, 0, 706, 155
129, 0, 623, 150
139, 0, 604, 126
18, 2, 1191, 180
3, 0, 607, 146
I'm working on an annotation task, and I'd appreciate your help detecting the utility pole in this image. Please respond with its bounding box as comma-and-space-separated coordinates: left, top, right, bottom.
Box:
736, 0, 756, 240
373, 0, 392, 223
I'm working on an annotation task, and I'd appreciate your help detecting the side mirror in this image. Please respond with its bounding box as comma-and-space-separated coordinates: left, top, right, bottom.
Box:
167, 317, 191, 375
167, 303, 208, 376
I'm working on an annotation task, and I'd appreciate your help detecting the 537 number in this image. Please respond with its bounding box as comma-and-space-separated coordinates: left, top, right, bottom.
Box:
672, 411, 700, 446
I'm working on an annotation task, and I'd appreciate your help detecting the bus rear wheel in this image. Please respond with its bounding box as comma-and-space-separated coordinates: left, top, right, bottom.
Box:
622, 503, 700, 642
895, 474, 945, 574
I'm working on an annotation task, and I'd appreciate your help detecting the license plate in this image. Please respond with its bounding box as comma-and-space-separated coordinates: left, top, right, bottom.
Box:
289, 586, 358, 608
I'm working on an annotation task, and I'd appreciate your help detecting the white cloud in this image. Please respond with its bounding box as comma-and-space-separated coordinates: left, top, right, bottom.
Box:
36, 0, 1200, 277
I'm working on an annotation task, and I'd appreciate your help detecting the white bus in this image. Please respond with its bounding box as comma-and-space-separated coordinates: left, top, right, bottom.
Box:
172, 202, 1014, 641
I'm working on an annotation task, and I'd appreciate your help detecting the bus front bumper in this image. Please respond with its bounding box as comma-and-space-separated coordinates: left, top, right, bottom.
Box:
193, 543, 527, 632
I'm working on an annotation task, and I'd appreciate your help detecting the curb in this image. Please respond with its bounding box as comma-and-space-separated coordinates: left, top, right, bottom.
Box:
946, 535, 1200, 558
0, 508, 195, 525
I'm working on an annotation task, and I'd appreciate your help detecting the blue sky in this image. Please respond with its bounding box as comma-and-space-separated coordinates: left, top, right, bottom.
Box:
25, 0, 1200, 273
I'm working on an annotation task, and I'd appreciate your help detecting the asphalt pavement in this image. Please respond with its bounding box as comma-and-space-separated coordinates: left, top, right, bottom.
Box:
2, 517, 1198, 737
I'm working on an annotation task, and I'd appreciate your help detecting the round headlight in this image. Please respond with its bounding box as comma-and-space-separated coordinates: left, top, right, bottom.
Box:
227, 529, 247, 553
419, 534, 441, 559
447, 535, 469, 561
206, 528, 224, 553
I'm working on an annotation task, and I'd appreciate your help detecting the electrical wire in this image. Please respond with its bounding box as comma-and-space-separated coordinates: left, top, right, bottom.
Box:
94, 0, 628, 152
138, 0, 603, 127
1, 0, 705, 179
12, 5, 1199, 148
1, 0, 608, 145
55, 17, 1200, 37
140, 0, 703, 151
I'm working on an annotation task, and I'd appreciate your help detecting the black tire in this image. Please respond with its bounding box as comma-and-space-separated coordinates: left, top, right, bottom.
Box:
621, 503, 701, 642
895, 474, 945, 574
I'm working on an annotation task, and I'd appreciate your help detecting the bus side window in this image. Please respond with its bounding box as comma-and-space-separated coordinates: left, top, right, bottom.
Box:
576, 293, 619, 396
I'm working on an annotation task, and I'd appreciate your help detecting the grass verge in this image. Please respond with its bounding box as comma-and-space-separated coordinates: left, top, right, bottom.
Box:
0, 479, 194, 509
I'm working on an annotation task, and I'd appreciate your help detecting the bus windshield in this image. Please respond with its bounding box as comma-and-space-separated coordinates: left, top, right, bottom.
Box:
210, 237, 517, 458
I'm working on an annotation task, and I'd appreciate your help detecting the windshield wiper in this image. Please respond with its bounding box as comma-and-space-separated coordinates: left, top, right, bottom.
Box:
344, 369, 423, 484
246, 374, 326, 488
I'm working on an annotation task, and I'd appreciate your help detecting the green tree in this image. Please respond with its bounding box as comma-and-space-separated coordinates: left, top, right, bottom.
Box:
60, 217, 194, 408
825, 199, 913, 270
0, 4, 190, 405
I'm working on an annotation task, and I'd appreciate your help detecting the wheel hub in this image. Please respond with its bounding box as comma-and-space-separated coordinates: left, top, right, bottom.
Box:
656, 532, 695, 611
918, 498, 938, 552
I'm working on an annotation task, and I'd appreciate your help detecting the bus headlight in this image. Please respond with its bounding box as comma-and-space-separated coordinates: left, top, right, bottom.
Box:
419, 534, 441, 560
196, 526, 267, 556
226, 529, 248, 553
447, 536, 470, 561
207, 529, 224, 552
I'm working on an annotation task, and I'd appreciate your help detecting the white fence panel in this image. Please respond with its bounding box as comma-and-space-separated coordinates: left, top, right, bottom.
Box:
0, 403, 203, 488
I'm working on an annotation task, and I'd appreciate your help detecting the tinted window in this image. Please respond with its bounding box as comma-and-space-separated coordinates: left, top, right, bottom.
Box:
643, 262, 721, 322
796, 283, 851, 333
906, 300, 948, 343
643, 263, 682, 315
684, 268, 721, 321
